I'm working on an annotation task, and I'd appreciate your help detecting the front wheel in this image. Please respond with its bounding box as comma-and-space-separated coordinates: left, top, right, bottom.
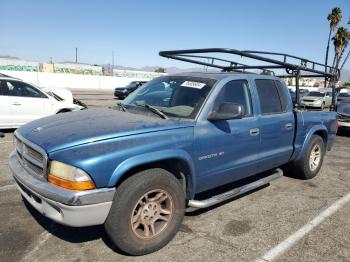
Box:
104, 168, 185, 255
290, 135, 325, 179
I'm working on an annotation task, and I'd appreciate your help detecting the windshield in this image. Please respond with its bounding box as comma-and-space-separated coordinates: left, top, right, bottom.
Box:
126, 82, 138, 88
338, 102, 350, 115
308, 91, 324, 97
123, 76, 216, 119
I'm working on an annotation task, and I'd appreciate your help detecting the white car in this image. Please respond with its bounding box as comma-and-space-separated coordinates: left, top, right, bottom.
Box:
300, 91, 332, 109
0, 76, 84, 129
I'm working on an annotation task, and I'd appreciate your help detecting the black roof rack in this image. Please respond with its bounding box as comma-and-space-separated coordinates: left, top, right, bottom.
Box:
159, 48, 339, 110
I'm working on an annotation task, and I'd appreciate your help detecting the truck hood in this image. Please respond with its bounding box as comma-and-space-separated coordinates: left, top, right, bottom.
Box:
17, 109, 194, 153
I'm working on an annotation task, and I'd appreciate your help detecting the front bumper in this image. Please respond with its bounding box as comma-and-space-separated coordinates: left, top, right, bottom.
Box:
301, 101, 322, 107
114, 90, 128, 98
9, 152, 115, 227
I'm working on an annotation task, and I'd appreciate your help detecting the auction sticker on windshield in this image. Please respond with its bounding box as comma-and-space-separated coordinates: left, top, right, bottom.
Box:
181, 81, 206, 89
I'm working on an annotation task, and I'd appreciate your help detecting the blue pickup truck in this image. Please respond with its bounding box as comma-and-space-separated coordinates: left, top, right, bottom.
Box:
10, 49, 338, 255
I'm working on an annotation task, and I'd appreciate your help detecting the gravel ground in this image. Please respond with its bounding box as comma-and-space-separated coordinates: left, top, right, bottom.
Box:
0, 90, 349, 262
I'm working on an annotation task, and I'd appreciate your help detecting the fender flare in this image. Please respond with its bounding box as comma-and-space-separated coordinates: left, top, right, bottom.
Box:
295, 125, 328, 161
108, 149, 196, 198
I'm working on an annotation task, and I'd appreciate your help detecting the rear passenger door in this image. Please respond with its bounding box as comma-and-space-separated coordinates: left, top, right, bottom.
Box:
255, 79, 294, 171
325, 92, 332, 107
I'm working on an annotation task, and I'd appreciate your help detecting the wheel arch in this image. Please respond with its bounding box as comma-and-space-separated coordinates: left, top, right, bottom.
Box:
109, 150, 196, 199
296, 125, 328, 161
56, 108, 72, 114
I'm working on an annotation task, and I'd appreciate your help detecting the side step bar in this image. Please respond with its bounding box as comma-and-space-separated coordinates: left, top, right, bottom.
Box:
188, 168, 283, 209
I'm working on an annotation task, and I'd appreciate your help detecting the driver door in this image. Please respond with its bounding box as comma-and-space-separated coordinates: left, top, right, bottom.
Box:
194, 79, 261, 193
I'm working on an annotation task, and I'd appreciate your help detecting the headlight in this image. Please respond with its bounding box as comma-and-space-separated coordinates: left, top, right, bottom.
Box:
48, 161, 95, 190
123, 89, 128, 93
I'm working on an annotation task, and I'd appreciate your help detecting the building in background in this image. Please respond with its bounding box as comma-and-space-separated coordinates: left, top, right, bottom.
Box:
51, 63, 102, 75
0, 59, 39, 72
113, 69, 165, 80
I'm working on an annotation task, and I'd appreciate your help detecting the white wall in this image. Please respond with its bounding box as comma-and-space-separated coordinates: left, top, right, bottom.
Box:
0, 70, 151, 90
287, 86, 320, 92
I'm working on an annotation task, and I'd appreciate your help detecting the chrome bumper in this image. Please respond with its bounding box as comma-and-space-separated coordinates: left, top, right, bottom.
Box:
301, 102, 322, 107
9, 151, 115, 226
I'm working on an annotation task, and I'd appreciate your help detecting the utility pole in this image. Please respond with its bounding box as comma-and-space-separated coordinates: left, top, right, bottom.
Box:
75, 47, 78, 64
111, 51, 115, 76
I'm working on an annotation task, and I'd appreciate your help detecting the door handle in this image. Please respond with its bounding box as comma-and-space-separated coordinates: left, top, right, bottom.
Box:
285, 123, 293, 129
12, 102, 21, 106
250, 128, 260, 136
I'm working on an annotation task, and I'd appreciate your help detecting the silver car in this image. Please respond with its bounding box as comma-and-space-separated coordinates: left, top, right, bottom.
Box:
301, 91, 332, 109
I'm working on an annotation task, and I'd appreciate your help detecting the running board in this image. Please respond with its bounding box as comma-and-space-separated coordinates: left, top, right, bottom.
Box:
188, 168, 283, 209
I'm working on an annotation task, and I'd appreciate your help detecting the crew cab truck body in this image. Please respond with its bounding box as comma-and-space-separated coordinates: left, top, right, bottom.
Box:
10, 72, 337, 255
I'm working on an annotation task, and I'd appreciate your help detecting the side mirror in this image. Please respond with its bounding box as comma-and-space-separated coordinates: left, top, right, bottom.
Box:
208, 102, 244, 121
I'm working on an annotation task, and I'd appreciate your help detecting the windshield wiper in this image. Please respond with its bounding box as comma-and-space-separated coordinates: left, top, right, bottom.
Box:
142, 104, 168, 119
117, 102, 128, 112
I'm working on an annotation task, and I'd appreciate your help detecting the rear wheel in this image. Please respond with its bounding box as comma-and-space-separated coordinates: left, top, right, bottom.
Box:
290, 135, 325, 179
104, 168, 185, 255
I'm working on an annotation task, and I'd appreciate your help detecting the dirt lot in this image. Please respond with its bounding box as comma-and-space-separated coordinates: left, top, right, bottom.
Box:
0, 90, 350, 262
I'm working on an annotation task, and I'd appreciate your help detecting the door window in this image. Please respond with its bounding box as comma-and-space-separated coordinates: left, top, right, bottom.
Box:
213, 80, 253, 117
275, 81, 288, 112
5, 81, 45, 98
0, 81, 5, 95
255, 79, 284, 114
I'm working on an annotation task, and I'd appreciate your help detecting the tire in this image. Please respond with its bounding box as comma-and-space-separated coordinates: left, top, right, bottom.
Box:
321, 102, 325, 110
290, 135, 325, 179
104, 168, 185, 255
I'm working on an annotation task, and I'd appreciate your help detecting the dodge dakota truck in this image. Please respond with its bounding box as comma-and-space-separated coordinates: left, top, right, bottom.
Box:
9, 49, 338, 255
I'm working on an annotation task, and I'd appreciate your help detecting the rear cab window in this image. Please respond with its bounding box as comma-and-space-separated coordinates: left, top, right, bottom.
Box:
255, 79, 288, 114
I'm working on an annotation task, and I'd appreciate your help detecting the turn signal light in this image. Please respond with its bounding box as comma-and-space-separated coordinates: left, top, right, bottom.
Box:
48, 174, 96, 190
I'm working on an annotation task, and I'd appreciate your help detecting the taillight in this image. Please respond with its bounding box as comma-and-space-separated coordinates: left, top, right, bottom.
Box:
336, 121, 339, 134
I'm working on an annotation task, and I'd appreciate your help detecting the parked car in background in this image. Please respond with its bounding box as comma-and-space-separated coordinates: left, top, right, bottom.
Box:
337, 101, 350, 131
114, 81, 147, 99
337, 92, 350, 103
301, 91, 332, 109
299, 88, 309, 97
0, 76, 84, 129
289, 88, 308, 104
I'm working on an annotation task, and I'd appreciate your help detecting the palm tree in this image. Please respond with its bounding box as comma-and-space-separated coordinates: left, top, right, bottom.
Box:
325, 7, 342, 86
340, 19, 350, 71
331, 27, 350, 82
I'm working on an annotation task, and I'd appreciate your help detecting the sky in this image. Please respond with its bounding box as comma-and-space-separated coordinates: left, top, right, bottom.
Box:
1, 0, 350, 69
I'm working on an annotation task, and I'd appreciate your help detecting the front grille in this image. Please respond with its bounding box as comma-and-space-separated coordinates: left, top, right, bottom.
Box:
303, 99, 315, 102
14, 134, 48, 177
